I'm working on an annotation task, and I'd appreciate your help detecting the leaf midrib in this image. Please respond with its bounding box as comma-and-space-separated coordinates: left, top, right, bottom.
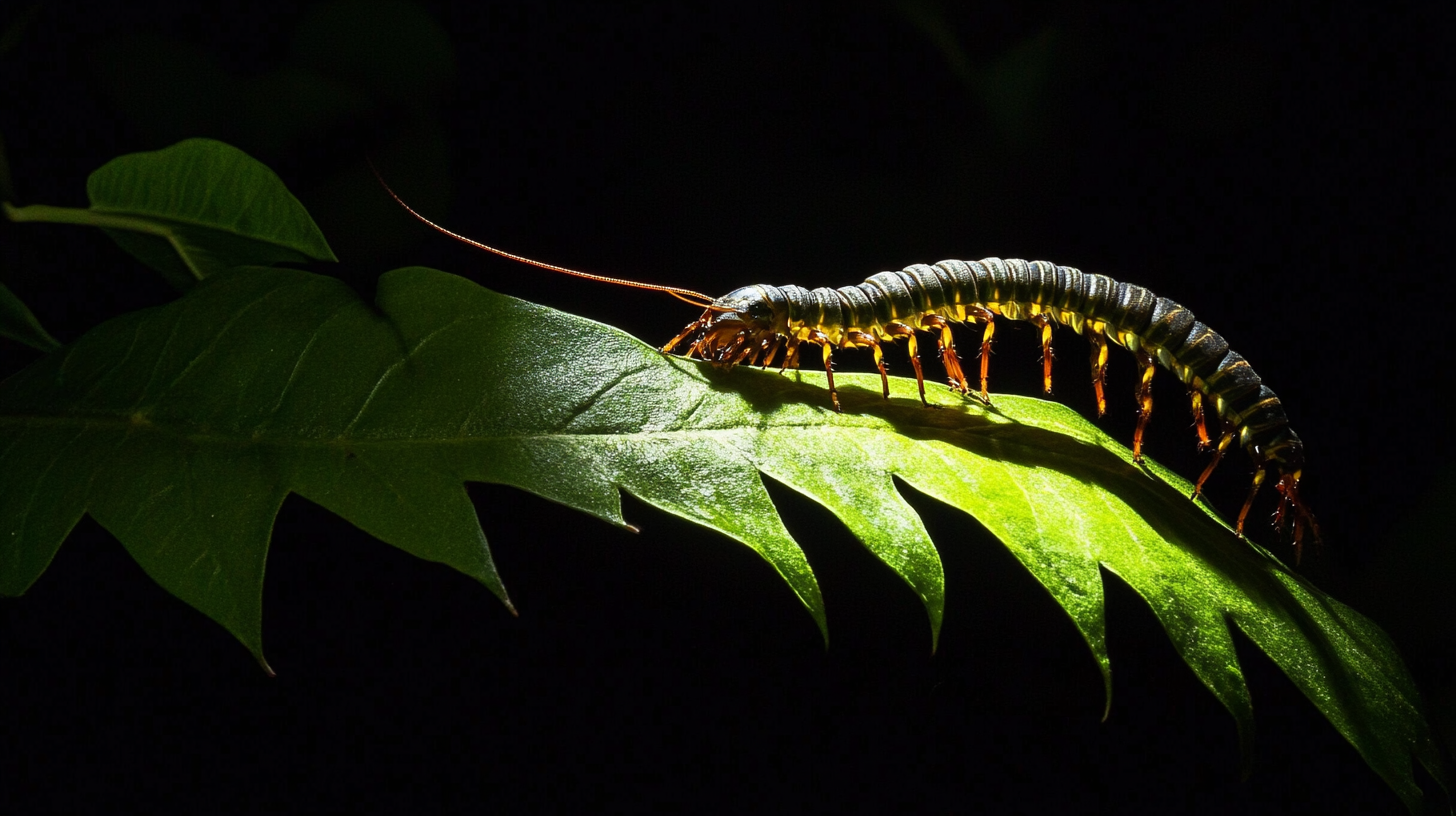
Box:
0, 410, 1130, 476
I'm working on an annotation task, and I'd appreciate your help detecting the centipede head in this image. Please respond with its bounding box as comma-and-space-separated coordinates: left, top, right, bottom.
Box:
662, 286, 787, 369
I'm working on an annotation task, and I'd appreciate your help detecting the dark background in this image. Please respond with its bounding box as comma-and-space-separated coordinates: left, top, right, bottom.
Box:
2, 2, 1453, 813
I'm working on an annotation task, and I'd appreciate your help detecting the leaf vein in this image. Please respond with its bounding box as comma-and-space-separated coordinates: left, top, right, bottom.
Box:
157, 282, 300, 403
339, 314, 482, 437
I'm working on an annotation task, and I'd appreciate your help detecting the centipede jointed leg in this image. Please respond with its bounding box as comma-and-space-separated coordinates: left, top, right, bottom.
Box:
922, 314, 972, 398
846, 330, 891, 399
1192, 421, 1237, 498
885, 321, 928, 405
1236, 465, 1267, 538
807, 328, 840, 412
971, 306, 996, 403
660, 258, 1317, 558
1132, 348, 1156, 462
1032, 313, 1055, 394
1086, 326, 1109, 417
1187, 389, 1210, 449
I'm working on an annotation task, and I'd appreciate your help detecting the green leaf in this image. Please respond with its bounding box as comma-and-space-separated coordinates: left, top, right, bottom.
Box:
2, 139, 336, 288
0, 266, 1446, 811
0, 279, 60, 351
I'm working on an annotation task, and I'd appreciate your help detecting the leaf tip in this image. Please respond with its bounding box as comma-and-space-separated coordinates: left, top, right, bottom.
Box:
256, 652, 276, 678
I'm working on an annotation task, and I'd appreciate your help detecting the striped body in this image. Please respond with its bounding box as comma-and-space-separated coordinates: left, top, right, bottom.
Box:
665, 257, 1316, 554
364, 175, 1316, 551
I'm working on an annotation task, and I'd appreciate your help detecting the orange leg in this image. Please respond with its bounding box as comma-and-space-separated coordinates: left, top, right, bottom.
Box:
1235, 465, 1267, 537
781, 338, 802, 372
742, 337, 766, 367
691, 329, 717, 361
1274, 471, 1320, 563
759, 335, 783, 369
807, 328, 840, 412
662, 312, 711, 355
728, 334, 755, 366
922, 315, 971, 396
1192, 421, 1237, 498
1086, 327, 1109, 417
1189, 389, 1210, 450
971, 306, 996, 403
886, 322, 928, 406
1033, 314, 1055, 394
1132, 348, 1155, 462
847, 330, 890, 399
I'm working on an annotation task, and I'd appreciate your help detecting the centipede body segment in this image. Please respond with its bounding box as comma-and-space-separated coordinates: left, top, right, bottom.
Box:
664, 258, 1319, 559
369, 169, 1318, 560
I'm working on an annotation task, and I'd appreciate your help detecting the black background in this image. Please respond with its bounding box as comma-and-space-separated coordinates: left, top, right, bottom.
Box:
2, 2, 1454, 813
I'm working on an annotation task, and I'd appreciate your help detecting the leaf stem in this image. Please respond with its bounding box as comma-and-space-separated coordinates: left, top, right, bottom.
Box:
3, 202, 204, 281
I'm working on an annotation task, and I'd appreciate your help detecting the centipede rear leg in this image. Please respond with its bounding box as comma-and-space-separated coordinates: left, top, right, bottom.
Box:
1274, 472, 1320, 562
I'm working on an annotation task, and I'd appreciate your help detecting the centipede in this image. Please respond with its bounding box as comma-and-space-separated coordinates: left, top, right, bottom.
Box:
373, 167, 1319, 560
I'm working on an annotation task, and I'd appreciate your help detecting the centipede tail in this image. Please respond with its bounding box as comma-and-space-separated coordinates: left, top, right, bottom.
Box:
662, 259, 1318, 557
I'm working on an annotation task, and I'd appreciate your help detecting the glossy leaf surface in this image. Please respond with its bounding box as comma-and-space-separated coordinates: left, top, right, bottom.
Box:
3, 139, 335, 288
0, 265, 1444, 812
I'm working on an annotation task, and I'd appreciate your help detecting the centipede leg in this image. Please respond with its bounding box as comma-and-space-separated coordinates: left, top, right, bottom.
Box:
1189, 389, 1211, 450
742, 338, 765, 367
781, 338, 802, 372
1132, 348, 1155, 462
886, 322, 928, 406
690, 332, 714, 361
847, 330, 890, 399
1274, 471, 1320, 563
663, 313, 711, 356
923, 315, 973, 398
1192, 421, 1237, 498
1236, 466, 1267, 538
1033, 313, 1055, 394
759, 335, 783, 369
727, 334, 754, 366
807, 328, 840, 412
972, 306, 996, 403
1087, 327, 1109, 417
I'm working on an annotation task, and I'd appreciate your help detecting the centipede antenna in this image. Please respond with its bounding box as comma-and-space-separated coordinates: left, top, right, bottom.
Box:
368, 160, 718, 308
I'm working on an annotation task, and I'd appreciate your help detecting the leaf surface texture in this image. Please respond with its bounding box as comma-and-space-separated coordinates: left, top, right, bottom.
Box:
0, 266, 1444, 811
